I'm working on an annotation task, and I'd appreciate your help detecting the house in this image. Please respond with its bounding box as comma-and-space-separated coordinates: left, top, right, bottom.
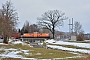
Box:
84, 33, 90, 40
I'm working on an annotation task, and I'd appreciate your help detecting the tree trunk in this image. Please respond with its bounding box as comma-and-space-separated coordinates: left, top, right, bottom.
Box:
52, 25, 55, 39
3, 35, 8, 44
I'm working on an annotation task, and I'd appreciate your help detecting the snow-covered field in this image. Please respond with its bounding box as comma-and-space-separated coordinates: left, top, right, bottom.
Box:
46, 39, 90, 54
0, 39, 90, 60
0, 39, 29, 58
0, 48, 24, 58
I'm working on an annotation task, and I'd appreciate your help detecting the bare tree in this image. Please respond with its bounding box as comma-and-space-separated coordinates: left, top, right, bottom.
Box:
23, 20, 30, 32
77, 32, 84, 41
74, 21, 84, 41
29, 24, 39, 33
21, 20, 40, 34
0, 1, 18, 43
74, 21, 84, 35
37, 10, 67, 39
21, 20, 30, 34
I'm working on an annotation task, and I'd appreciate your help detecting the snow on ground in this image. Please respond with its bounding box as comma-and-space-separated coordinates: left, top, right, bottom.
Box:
5, 48, 18, 51
0, 39, 89, 59
22, 50, 29, 53
22, 58, 37, 60
84, 40, 90, 42
9, 39, 27, 46
47, 45, 90, 54
45, 39, 56, 43
12, 40, 25, 45
0, 51, 24, 58
0, 39, 3, 42
46, 39, 90, 48
0, 43, 8, 45
0, 47, 24, 58
0, 39, 29, 58
0, 48, 30, 58
46, 39, 90, 54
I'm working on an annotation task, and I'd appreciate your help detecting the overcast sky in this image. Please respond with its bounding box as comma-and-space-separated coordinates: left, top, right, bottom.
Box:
0, 0, 90, 33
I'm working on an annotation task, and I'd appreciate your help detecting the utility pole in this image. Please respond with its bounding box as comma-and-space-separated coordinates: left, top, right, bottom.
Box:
72, 18, 73, 34
68, 19, 71, 33
68, 18, 74, 39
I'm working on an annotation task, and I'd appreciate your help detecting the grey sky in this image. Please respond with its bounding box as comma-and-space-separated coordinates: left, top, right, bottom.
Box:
0, 0, 90, 33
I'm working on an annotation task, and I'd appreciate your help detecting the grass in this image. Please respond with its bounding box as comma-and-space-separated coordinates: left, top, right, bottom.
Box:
0, 42, 78, 59
1, 40, 90, 59
27, 47, 77, 58
0, 50, 5, 54
49, 44, 90, 50
82, 55, 90, 60
0, 41, 90, 60
66, 55, 90, 60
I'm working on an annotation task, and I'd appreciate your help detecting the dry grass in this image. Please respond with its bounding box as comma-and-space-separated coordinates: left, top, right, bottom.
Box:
0, 43, 78, 59
0, 50, 5, 54
1, 42, 90, 60
67, 55, 90, 60
82, 55, 90, 60
26, 47, 77, 58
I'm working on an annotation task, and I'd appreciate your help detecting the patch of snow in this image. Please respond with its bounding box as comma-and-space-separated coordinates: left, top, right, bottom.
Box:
22, 50, 29, 53
0, 39, 3, 42
36, 53, 41, 55
0, 48, 31, 58
47, 45, 90, 54
0, 47, 5, 51
46, 40, 90, 48
5, 48, 18, 51
12, 41, 22, 44
84, 40, 90, 42
0, 51, 24, 58
69, 52, 80, 55
12, 40, 25, 45
0, 43, 8, 45
55, 41, 90, 48
22, 58, 37, 60
38, 43, 43, 45
8, 39, 13, 42
21, 50, 32, 56
0, 39, 32, 58
45, 39, 56, 43
38, 59, 51, 60
24, 53, 30, 56
65, 55, 82, 59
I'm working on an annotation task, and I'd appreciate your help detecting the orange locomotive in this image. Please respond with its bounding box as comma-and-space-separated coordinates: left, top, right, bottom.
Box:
23, 33, 50, 38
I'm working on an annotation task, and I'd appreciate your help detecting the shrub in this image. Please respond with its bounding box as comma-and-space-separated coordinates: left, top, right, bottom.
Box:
77, 33, 84, 41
